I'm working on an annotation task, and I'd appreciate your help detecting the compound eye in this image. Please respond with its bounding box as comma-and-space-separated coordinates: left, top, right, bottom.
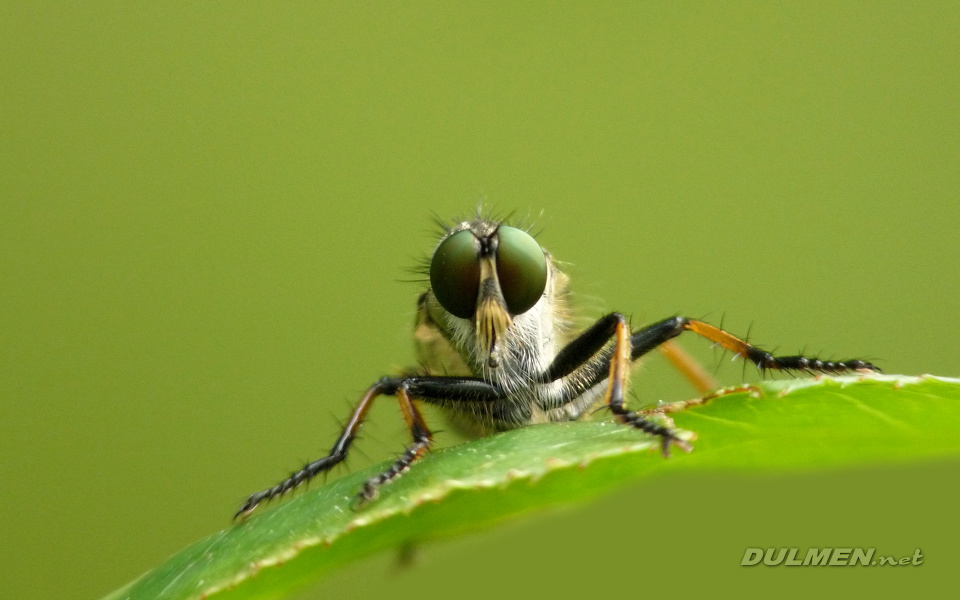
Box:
495, 226, 547, 315
430, 229, 481, 319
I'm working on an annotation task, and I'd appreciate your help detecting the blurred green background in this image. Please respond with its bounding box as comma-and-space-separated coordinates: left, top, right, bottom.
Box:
2, 2, 958, 599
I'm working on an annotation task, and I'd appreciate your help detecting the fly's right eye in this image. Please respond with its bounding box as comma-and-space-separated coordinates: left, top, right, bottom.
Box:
430, 230, 481, 319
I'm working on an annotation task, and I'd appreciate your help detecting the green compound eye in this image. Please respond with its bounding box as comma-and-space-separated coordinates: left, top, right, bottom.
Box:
430, 229, 481, 319
495, 226, 547, 315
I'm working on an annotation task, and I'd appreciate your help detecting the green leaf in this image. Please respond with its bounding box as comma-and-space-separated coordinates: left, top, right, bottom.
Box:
102, 375, 960, 600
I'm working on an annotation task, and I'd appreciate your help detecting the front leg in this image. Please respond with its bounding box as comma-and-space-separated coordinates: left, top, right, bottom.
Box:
541, 314, 879, 457
549, 315, 878, 394
235, 375, 505, 519
351, 376, 509, 506
604, 314, 693, 456
234, 378, 385, 520
539, 312, 691, 456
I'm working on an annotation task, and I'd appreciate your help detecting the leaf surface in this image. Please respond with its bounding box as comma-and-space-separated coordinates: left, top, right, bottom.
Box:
102, 375, 960, 600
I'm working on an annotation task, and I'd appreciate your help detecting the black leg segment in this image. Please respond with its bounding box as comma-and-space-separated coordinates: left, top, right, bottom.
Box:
555, 315, 878, 396
356, 385, 432, 506
544, 314, 878, 456
235, 375, 506, 519
538, 312, 625, 382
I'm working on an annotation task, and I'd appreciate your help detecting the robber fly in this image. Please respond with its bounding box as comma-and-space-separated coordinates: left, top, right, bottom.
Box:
235, 212, 877, 519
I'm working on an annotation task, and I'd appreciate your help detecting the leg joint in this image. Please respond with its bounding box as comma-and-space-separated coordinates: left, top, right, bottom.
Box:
374, 376, 402, 395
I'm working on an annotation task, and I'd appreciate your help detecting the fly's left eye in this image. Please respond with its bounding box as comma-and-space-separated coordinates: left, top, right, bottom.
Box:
430, 229, 481, 319
495, 226, 547, 315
